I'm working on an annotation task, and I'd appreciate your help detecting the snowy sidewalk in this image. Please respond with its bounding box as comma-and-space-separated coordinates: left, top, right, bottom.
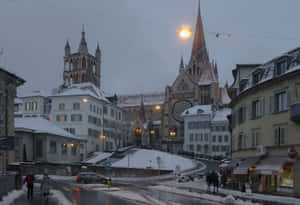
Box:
0, 184, 72, 205
157, 179, 300, 205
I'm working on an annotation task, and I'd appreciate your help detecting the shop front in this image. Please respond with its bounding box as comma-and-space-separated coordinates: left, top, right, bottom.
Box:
255, 156, 294, 194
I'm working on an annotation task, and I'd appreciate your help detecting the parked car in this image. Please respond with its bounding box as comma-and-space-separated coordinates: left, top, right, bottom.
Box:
76, 172, 110, 184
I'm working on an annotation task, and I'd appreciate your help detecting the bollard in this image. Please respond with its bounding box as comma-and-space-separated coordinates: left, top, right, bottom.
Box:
107, 178, 110, 189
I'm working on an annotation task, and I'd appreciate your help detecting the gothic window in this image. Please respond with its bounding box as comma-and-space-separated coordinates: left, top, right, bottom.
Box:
81, 74, 85, 82
197, 67, 200, 75
82, 58, 86, 69
193, 64, 196, 75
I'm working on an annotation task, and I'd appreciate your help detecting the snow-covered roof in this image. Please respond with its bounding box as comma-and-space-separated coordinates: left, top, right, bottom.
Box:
15, 117, 83, 140
198, 68, 217, 85
18, 90, 51, 98
221, 87, 231, 105
85, 152, 112, 164
152, 120, 161, 125
237, 47, 300, 96
0, 67, 25, 85
181, 105, 212, 117
118, 92, 164, 107
212, 108, 231, 122
51, 83, 110, 103
14, 98, 23, 104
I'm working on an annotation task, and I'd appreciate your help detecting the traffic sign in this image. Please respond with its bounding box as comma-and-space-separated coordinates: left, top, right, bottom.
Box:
0, 136, 14, 150
104, 161, 111, 169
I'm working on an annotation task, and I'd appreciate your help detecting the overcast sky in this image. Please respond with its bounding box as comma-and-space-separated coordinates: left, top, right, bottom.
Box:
1, 0, 300, 96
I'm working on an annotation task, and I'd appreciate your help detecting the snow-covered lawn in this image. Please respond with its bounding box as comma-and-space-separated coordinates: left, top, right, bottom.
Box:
112, 149, 196, 171
85, 152, 112, 164
0, 187, 25, 205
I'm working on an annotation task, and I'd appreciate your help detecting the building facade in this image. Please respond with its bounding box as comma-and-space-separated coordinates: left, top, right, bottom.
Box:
0, 67, 25, 171
161, 3, 230, 153
182, 105, 231, 157
230, 47, 300, 195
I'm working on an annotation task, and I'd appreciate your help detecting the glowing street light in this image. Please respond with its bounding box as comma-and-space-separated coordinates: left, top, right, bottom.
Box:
155, 105, 161, 111
82, 98, 88, 103
179, 27, 192, 39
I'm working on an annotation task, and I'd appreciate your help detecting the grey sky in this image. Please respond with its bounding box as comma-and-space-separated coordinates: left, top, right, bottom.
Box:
1, 0, 300, 95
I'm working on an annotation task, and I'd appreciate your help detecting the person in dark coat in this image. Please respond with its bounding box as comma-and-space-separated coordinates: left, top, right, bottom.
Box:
24, 173, 35, 200
211, 171, 219, 193
206, 172, 212, 192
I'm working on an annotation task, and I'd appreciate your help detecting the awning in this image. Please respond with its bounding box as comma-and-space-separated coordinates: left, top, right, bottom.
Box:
255, 156, 288, 175
233, 157, 260, 175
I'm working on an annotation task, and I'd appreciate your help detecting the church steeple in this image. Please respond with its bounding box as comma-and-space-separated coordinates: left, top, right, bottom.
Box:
179, 56, 184, 72
190, 0, 209, 64
64, 40, 70, 56
78, 25, 88, 54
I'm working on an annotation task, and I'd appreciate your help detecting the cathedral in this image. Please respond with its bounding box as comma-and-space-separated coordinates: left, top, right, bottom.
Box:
161, 3, 230, 153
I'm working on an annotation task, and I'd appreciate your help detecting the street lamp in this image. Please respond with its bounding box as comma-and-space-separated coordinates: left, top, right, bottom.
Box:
169, 131, 176, 137
100, 135, 106, 151
155, 105, 161, 111
82, 98, 88, 103
135, 127, 142, 146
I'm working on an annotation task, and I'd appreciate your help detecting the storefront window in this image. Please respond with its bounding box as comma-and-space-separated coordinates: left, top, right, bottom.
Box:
278, 167, 294, 188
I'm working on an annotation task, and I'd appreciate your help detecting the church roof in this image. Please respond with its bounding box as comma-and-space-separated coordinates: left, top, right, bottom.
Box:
118, 92, 164, 107
221, 87, 231, 105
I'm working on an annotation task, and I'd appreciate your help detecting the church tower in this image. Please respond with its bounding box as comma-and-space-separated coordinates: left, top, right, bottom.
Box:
63, 27, 101, 88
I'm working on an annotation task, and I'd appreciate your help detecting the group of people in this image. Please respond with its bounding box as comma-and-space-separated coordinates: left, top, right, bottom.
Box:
23, 172, 51, 203
206, 170, 219, 193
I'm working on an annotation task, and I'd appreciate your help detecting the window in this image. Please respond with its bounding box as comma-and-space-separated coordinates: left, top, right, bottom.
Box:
71, 114, 82, 121
189, 144, 194, 152
238, 106, 246, 124
93, 105, 96, 112
119, 112, 121, 120
36, 139, 43, 157
32, 101, 37, 111
25, 102, 30, 111
252, 100, 262, 118
204, 133, 208, 141
73, 103, 80, 110
56, 114, 67, 122
218, 136, 222, 143
276, 60, 287, 76
274, 125, 287, 146
90, 104, 93, 112
239, 79, 248, 92
224, 135, 229, 142
49, 141, 56, 153
190, 133, 194, 141
197, 145, 202, 152
103, 106, 108, 115
71, 145, 77, 156
253, 69, 262, 85
59, 103, 65, 110
204, 145, 208, 153
275, 92, 287, 112
252, 129, 260, 147
200, 133, 203, 141
238, 134, 246, 149
14, 104, 19, 112
215, 146, 219, 152
212, 135, 216, 142
61, 143, 67, 155
70, 128, 76, 135
110, 109, 114, 117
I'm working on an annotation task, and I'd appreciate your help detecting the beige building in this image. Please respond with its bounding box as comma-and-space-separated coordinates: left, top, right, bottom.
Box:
230, 46, 300, 195
0, 67, 25, 171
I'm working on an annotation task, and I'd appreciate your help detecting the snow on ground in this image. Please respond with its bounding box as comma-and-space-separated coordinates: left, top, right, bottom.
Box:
51, 189, 73, 205
112, 149, 196, 171
159, 179, 300, 205
0, 187, 25, 205
149, 185, 259, 205
36, 175, 75, 181
85, 152, 112, 164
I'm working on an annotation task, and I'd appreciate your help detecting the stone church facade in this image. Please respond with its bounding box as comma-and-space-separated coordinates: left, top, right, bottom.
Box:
161, 3, 229, 153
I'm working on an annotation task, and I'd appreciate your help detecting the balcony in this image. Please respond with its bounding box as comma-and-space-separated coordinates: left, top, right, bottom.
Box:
290, 103, 300, 121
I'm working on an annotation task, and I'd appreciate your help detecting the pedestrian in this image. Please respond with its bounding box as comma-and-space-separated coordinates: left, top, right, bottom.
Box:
40, 173, 51, 205
23, 172, 35, 200
221, 172, 226, 188
206, 172, 211, 192
211, 171, 219, 193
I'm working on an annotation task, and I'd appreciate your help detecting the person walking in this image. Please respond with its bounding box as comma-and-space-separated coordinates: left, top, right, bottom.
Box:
23, 172, 35, 200
206, 172, 212, 192
211, 171, 219, 193
40, 173, 51, 205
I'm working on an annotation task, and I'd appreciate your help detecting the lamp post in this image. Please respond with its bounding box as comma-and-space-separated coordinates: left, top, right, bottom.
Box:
100, 135, 106, 152
135, 127, 142, 146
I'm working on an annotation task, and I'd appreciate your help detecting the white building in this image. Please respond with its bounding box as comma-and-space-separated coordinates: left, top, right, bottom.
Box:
15, 83, 126, 156
14, 117, 86, 163
182, 105, 231, 157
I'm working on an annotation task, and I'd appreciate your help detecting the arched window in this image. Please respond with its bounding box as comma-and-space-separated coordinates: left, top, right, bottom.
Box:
82, 58, 86, 69
81, 74, 85, 82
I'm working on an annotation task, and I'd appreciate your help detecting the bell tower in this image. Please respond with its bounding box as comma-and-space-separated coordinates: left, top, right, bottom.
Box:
63, 27, 101, 88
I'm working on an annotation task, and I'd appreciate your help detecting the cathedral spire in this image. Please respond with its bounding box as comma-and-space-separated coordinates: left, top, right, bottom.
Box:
179, 56, 184, 72
65, 39, 70, 56
190, 0, 209, 64
79, 25, 88, 53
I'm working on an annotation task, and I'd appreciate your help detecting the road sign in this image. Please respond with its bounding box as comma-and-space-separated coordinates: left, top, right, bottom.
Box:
0, 136, 14, 150
104, 161, 111, 169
